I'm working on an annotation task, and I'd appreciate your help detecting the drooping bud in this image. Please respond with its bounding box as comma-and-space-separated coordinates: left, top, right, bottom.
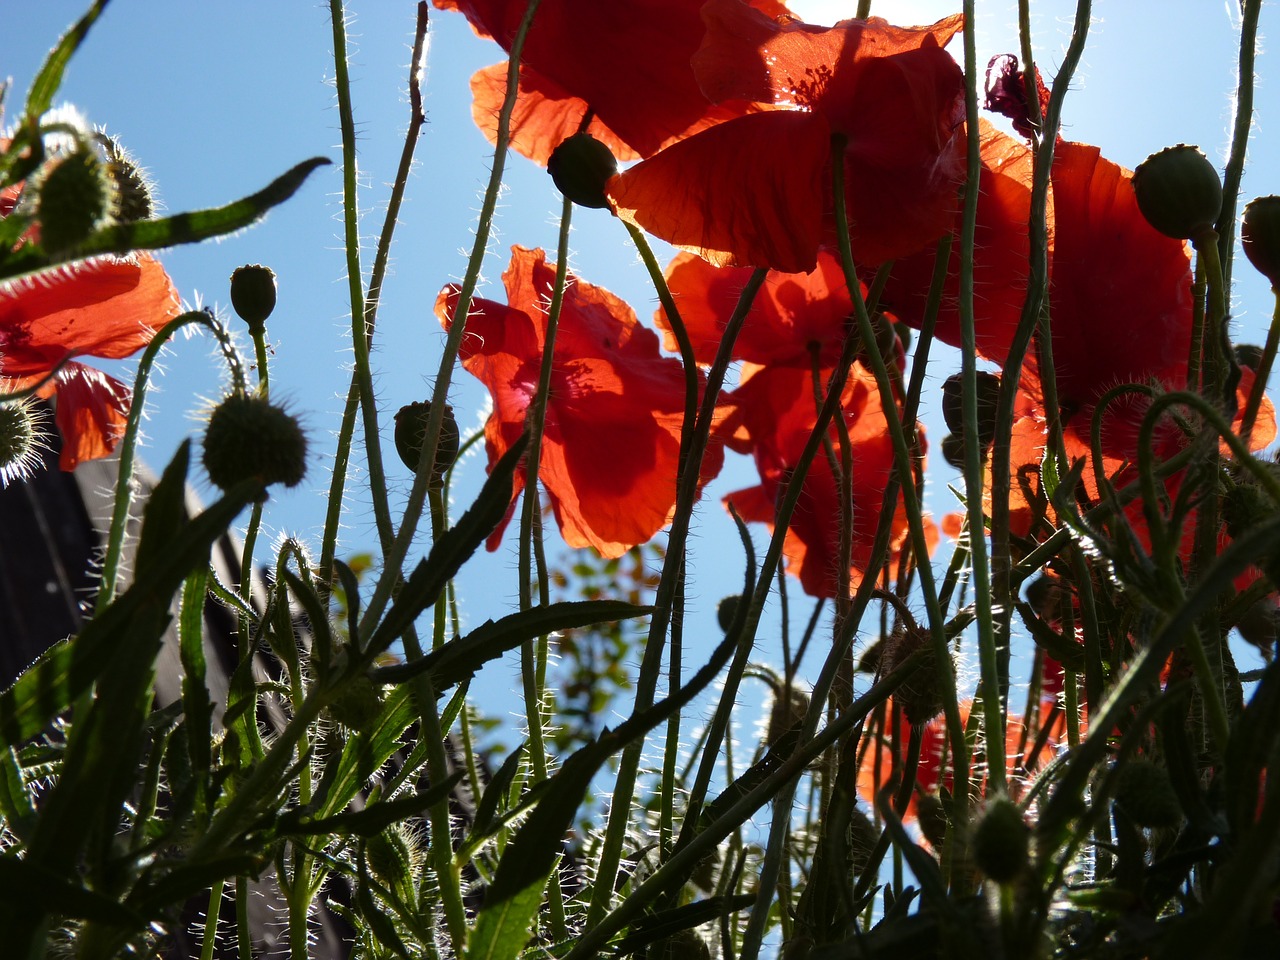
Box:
364, 822, 423, 901
1114, 759, 1182, 830
1242, 196, 1280, 289
716, 594, 742, 634
941, 371, 1001, 449
548, 133, 618, 210
393, 401, 460, 488
202, 392, 307, 494
229, 264, 278, 336
1234, 343, 1265, 372
646, 929, 711, 960
972, 795, 1030, 883
940, 433, 966, 470
1132, 145, 1222, 241
35, 145, 111, 253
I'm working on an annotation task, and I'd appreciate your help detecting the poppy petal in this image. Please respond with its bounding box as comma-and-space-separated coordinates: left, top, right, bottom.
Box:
608, 111, 830, 274
44, 362, 132, 471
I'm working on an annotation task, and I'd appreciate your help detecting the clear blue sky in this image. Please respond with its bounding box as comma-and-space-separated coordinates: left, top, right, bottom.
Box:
4, 2, 1278, 713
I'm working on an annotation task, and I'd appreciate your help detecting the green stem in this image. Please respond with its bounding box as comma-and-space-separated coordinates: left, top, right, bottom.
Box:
356, 0, 545, 642
1216, 0, 1263, 293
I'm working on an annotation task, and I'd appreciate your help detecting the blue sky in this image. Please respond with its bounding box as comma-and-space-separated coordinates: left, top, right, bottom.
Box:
4, 2, 1278, 714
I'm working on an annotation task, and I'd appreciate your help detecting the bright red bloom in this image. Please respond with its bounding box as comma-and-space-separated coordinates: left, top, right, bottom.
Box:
434, 0, 787, 165
857, 697, 1067, 827
1, 254, 182, 470
607, 2, 966, 273
436, 246, 722, 558
719, 360, 933, 598
659, 248, 855, 366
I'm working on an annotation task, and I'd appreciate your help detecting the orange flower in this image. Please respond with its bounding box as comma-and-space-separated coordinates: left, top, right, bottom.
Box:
607, 2, 966, 273
434, 0, 788, 165
436, 245, 722, 558
1, 255, 182, 470
719, 360, 932, 598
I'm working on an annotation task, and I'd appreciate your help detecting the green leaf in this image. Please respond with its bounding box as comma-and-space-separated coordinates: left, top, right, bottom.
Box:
0, 157, 331, 285
371, 600, 650, 688
612, 895, 755, 955
0, 853, 142, 927
470, 741, 526, 836
24, 0, 110, 122
311, 687, 419, 819
0, 746, 35, 842
179, 568, 212, 814
277, 771, 463, 838
367, 434, 528, 656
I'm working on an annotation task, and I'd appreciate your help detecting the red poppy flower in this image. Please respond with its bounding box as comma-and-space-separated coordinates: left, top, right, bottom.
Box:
436, 245, 722, 558
1, 253, 182, 470
856, 697, 1066, 827
719, 359, 933, 598
659, 248, 856, 366
607, 2, 966, 273
434, 0, 788, 165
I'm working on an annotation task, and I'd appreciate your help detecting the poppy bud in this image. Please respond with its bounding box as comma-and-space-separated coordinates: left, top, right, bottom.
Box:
0, 398, 47, 486
1234, 343, 1265, 371
548, 133, 618, 210
1132, 145, 1222, 241
883, 625, 948, 726
941, 371, 1001, 448
1222, 470, 1279, 540
364, 823, 422, 897
35, 146, 111, 253
1114, 759, 1182, 830
327, 674, 386, 732
1242, 196, 1280, 289
97, 135, 154, 222
972, 795, 1030, 883
646, 929, 710, 960
393, 401, 460, 487
230, 264, 278, 335
917, 792, 950, 851
940, 433, 966, 470
202, 392, 307, 494
716, 594, 742, 634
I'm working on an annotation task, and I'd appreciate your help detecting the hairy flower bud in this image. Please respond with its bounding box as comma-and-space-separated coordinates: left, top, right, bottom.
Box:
0, 398, 48, 486
941, 371, 1001, 449
1114, 759, 1182, 830
97, 134, 154, 222
1242, 196, 1280, 289
1132, 145, 1222, 241
36, 146, 111, 253
230, 264, 278, 335
393, 401, 460, 487
327, 675, 386, 732
716, 594, 742, 634
548, 133, 618, 209
973, 795, 1030, 883
202, 393, 307, 494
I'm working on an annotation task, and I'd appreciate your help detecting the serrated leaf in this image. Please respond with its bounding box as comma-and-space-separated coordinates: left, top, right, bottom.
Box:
23, 0, 109, 122
613, 895, 755, 955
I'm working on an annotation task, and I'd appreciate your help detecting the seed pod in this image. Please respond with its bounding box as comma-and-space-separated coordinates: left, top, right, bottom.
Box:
972, 795, 1030, 883
202, 393, 307, 494
1132, 145, 1222, 241
230, 264, 278, 335
393, 401, 460, 487
1243, 196, 1280, 289
941, 371, 1001, 448
548, 133, 618, 209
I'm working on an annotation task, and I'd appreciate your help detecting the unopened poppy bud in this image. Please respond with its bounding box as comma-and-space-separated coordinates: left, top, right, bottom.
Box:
230, 264, 278, 335
36, 146, 111, 253
394, 401, 460, 487
202, 393, 307, 494
941, 371, 1001, 448
765, 683, 808, 747
1242, 196, 1280, 288
1223, 473, 1278, 540
548, 133, 618, 210
0, 399, 47, 486
973, 795, 1030, 883
1132, 145, 1222, 241
884, 625, 947, 726
364, 823, 421, 896
940, 433, 966, 470
97, 135, 154, 222
1114, 760, 1182, 830
1234, 343, 1265, 371
327, 675, 386, 731
716, 594, 742, 634
917, 792, 950, 851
